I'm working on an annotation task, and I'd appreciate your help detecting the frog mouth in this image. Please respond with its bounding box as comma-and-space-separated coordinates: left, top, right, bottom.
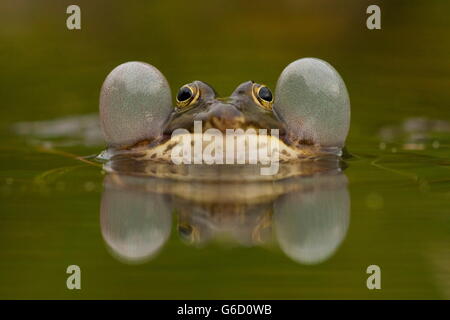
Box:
103, 118, 342, 166
125, 121, 336, 166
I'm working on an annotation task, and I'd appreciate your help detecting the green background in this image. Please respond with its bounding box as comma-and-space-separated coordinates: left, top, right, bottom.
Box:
0, 0, 449, 299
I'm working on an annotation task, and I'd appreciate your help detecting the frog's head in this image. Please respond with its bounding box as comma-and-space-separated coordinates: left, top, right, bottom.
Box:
164, 80, 283, 135
99, 58, 350, 161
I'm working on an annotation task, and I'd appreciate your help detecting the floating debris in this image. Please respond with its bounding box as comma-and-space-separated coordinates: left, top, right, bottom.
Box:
378, 117, 450, 151
12, 114, 104, 147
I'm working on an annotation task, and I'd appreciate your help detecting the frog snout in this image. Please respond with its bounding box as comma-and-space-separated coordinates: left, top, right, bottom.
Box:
201, 103, 245, 131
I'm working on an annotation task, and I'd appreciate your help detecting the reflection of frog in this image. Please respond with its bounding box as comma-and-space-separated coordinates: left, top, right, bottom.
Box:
100, 170, 350, 266
99, 58, 350, 169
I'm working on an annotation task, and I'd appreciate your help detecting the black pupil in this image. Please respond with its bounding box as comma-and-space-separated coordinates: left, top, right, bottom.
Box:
258, 87, 272, 102
177, 86, 193, 102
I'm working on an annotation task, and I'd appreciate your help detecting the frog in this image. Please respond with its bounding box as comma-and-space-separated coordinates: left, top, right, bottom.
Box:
98, 57, 351, 180
101, 165, 350, 265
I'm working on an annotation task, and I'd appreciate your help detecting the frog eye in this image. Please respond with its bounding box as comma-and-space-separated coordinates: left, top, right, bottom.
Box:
99, 61, 172, 147
252, 84, 273, 110
176, 83, 200, 109
273, 58, 350, 147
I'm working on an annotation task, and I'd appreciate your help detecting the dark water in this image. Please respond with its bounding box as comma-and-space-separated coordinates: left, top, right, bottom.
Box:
0, 1, 449, 299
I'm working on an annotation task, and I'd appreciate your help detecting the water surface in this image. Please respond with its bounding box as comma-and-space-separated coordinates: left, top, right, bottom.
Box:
0, 0, 449, 299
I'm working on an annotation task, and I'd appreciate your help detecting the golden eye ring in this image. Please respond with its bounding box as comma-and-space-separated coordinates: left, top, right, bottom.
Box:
176, 83, 200, 109
252, 83, 273, 110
